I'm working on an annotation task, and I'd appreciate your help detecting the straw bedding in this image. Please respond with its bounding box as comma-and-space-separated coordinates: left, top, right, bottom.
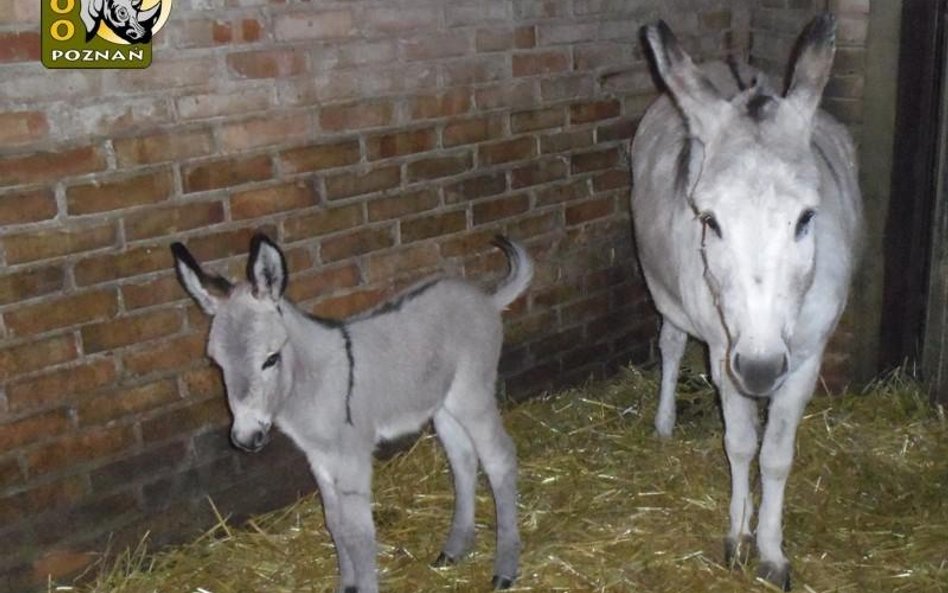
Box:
62, 363, 947, 593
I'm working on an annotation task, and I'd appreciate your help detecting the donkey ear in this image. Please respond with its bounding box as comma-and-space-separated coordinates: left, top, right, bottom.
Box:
247, 234, 288, 302
784, 13, 836, 124
171, 243, 232, 315
642, 20, 728, 140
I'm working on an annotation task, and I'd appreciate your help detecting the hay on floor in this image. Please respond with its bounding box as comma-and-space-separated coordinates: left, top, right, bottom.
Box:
62, 366, 947, 593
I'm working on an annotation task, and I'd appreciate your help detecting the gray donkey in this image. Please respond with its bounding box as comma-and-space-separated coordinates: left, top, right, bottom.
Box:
171, 234, 532, 593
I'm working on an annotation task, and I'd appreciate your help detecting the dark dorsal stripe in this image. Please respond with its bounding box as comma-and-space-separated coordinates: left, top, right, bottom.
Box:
340, 324, 355, 426
368, 279, 441, 317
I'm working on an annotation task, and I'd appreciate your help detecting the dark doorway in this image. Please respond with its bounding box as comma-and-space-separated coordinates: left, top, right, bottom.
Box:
880, 0, 947, 402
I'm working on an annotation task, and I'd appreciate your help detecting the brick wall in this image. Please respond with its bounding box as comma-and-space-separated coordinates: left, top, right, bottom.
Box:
748, 0, 871, 389
0, 0, 749, 589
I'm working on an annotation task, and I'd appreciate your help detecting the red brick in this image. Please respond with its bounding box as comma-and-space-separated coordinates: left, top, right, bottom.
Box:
540, 129, 595, 154
81, 309, 184, 354
310, 287, 387, 319
74, 244, 172, 286
444, 173, 507, 204
0, 408, 72, 450
320, 226, 395, 262
0, 477, 86, 526
0, 335, 78, 382
401, 210, 467, 243
404, 32, 471, 61
123, 333, 206, 378
476, 26, 535, 52
511, 157, 568, 188
121, 274, 183, 310
219, 113, 312, 152
512, 50, 570, 76
367, 188, 440, 222
566, 195, 616, 225
0, 188, 57, 225
320, 101, 394, 131
125, 200, 225, 242
479, 137, 537, 166
284, 203, 363, 242
571, 147, 619, 174
5, 289, 118, 337
325, 166, 400, 200
0, 31, 40, 63
66, 168, 174, 215
475, 80, 538, 110
182, 154, 273, 193
78, 379, 180, 427
0, 145, 106, 187
177, 89, 273, 120
364, 244, 440, 282
535, 179, 592, 206
0, 265, 65, 306
504, 210, 558, 239
473, 193, 531, 225
227, 48, 307, 79
280, 139, 361, 174
409, 89, 472, 120
286, 263, 361, 302
443, 56, 508, 86
569, 99, 621, 124
3, 223, 117, 264
443, 116, 504, 147
366, 128, 436, 160
114, 128, 214, 166
183, 366, 224, 400
184, 225, 276, 263
362, 6, 439, 33
0, 111, 47, 145
597, 118, 639, 143
274, 9, 354, 41
140, 397, 230, 443
26, 425, 136, 477
593, 169, 631, 192
407, 152, 473, 181
439, 230, 495, 258
6, 358, 118, 414
511, 107, 565, 133
542, 74, 596, 102
231, 181, 318, 220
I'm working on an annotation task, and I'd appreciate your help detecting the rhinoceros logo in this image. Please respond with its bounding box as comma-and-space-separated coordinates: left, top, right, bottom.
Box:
79, 0, 161, 44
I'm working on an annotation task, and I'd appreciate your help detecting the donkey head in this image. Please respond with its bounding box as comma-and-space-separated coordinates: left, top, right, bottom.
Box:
172, 235, 292, 452
644, 14, 837, 396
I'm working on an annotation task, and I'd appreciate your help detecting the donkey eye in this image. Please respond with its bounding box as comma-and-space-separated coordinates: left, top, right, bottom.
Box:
262, 352, 281, 370
794, 209, 816, 240
699, 212, 722, 238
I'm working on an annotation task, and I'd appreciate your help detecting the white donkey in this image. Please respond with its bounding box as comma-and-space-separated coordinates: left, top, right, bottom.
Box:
172, 233, 532, 593
631, 15, 862, 590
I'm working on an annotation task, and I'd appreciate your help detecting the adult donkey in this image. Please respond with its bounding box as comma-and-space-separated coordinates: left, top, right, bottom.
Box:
631, 14, 863, 590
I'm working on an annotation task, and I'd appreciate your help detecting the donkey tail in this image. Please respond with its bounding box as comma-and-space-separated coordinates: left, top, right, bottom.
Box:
490, 236, 534, 310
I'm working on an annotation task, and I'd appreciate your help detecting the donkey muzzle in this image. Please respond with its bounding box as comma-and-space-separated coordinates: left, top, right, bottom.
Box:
731, 351, 789, 396
231, 426, 271, 453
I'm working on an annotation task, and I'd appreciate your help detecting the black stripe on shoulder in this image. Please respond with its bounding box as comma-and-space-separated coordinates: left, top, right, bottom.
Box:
340, 324, 355, 426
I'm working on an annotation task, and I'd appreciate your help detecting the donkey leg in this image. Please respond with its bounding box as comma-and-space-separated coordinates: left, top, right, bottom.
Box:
449, 399, 519, 589
756, 355, 820, 591
312, 468, 357, 592
329, 454, 379, 593
432, 409, 478, 565
719, 374, 760, 568
655, 319, 687, 438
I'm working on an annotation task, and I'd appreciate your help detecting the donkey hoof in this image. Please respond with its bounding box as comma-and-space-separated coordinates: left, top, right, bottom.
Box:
757, 561, 791, 591
491, 575, 515, 590
343, 587, 359, 593
431, 552, 457, 567
723, 534, 755, 567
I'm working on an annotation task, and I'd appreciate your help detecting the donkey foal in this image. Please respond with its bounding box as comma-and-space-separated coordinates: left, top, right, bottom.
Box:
171, 234, 532, 593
